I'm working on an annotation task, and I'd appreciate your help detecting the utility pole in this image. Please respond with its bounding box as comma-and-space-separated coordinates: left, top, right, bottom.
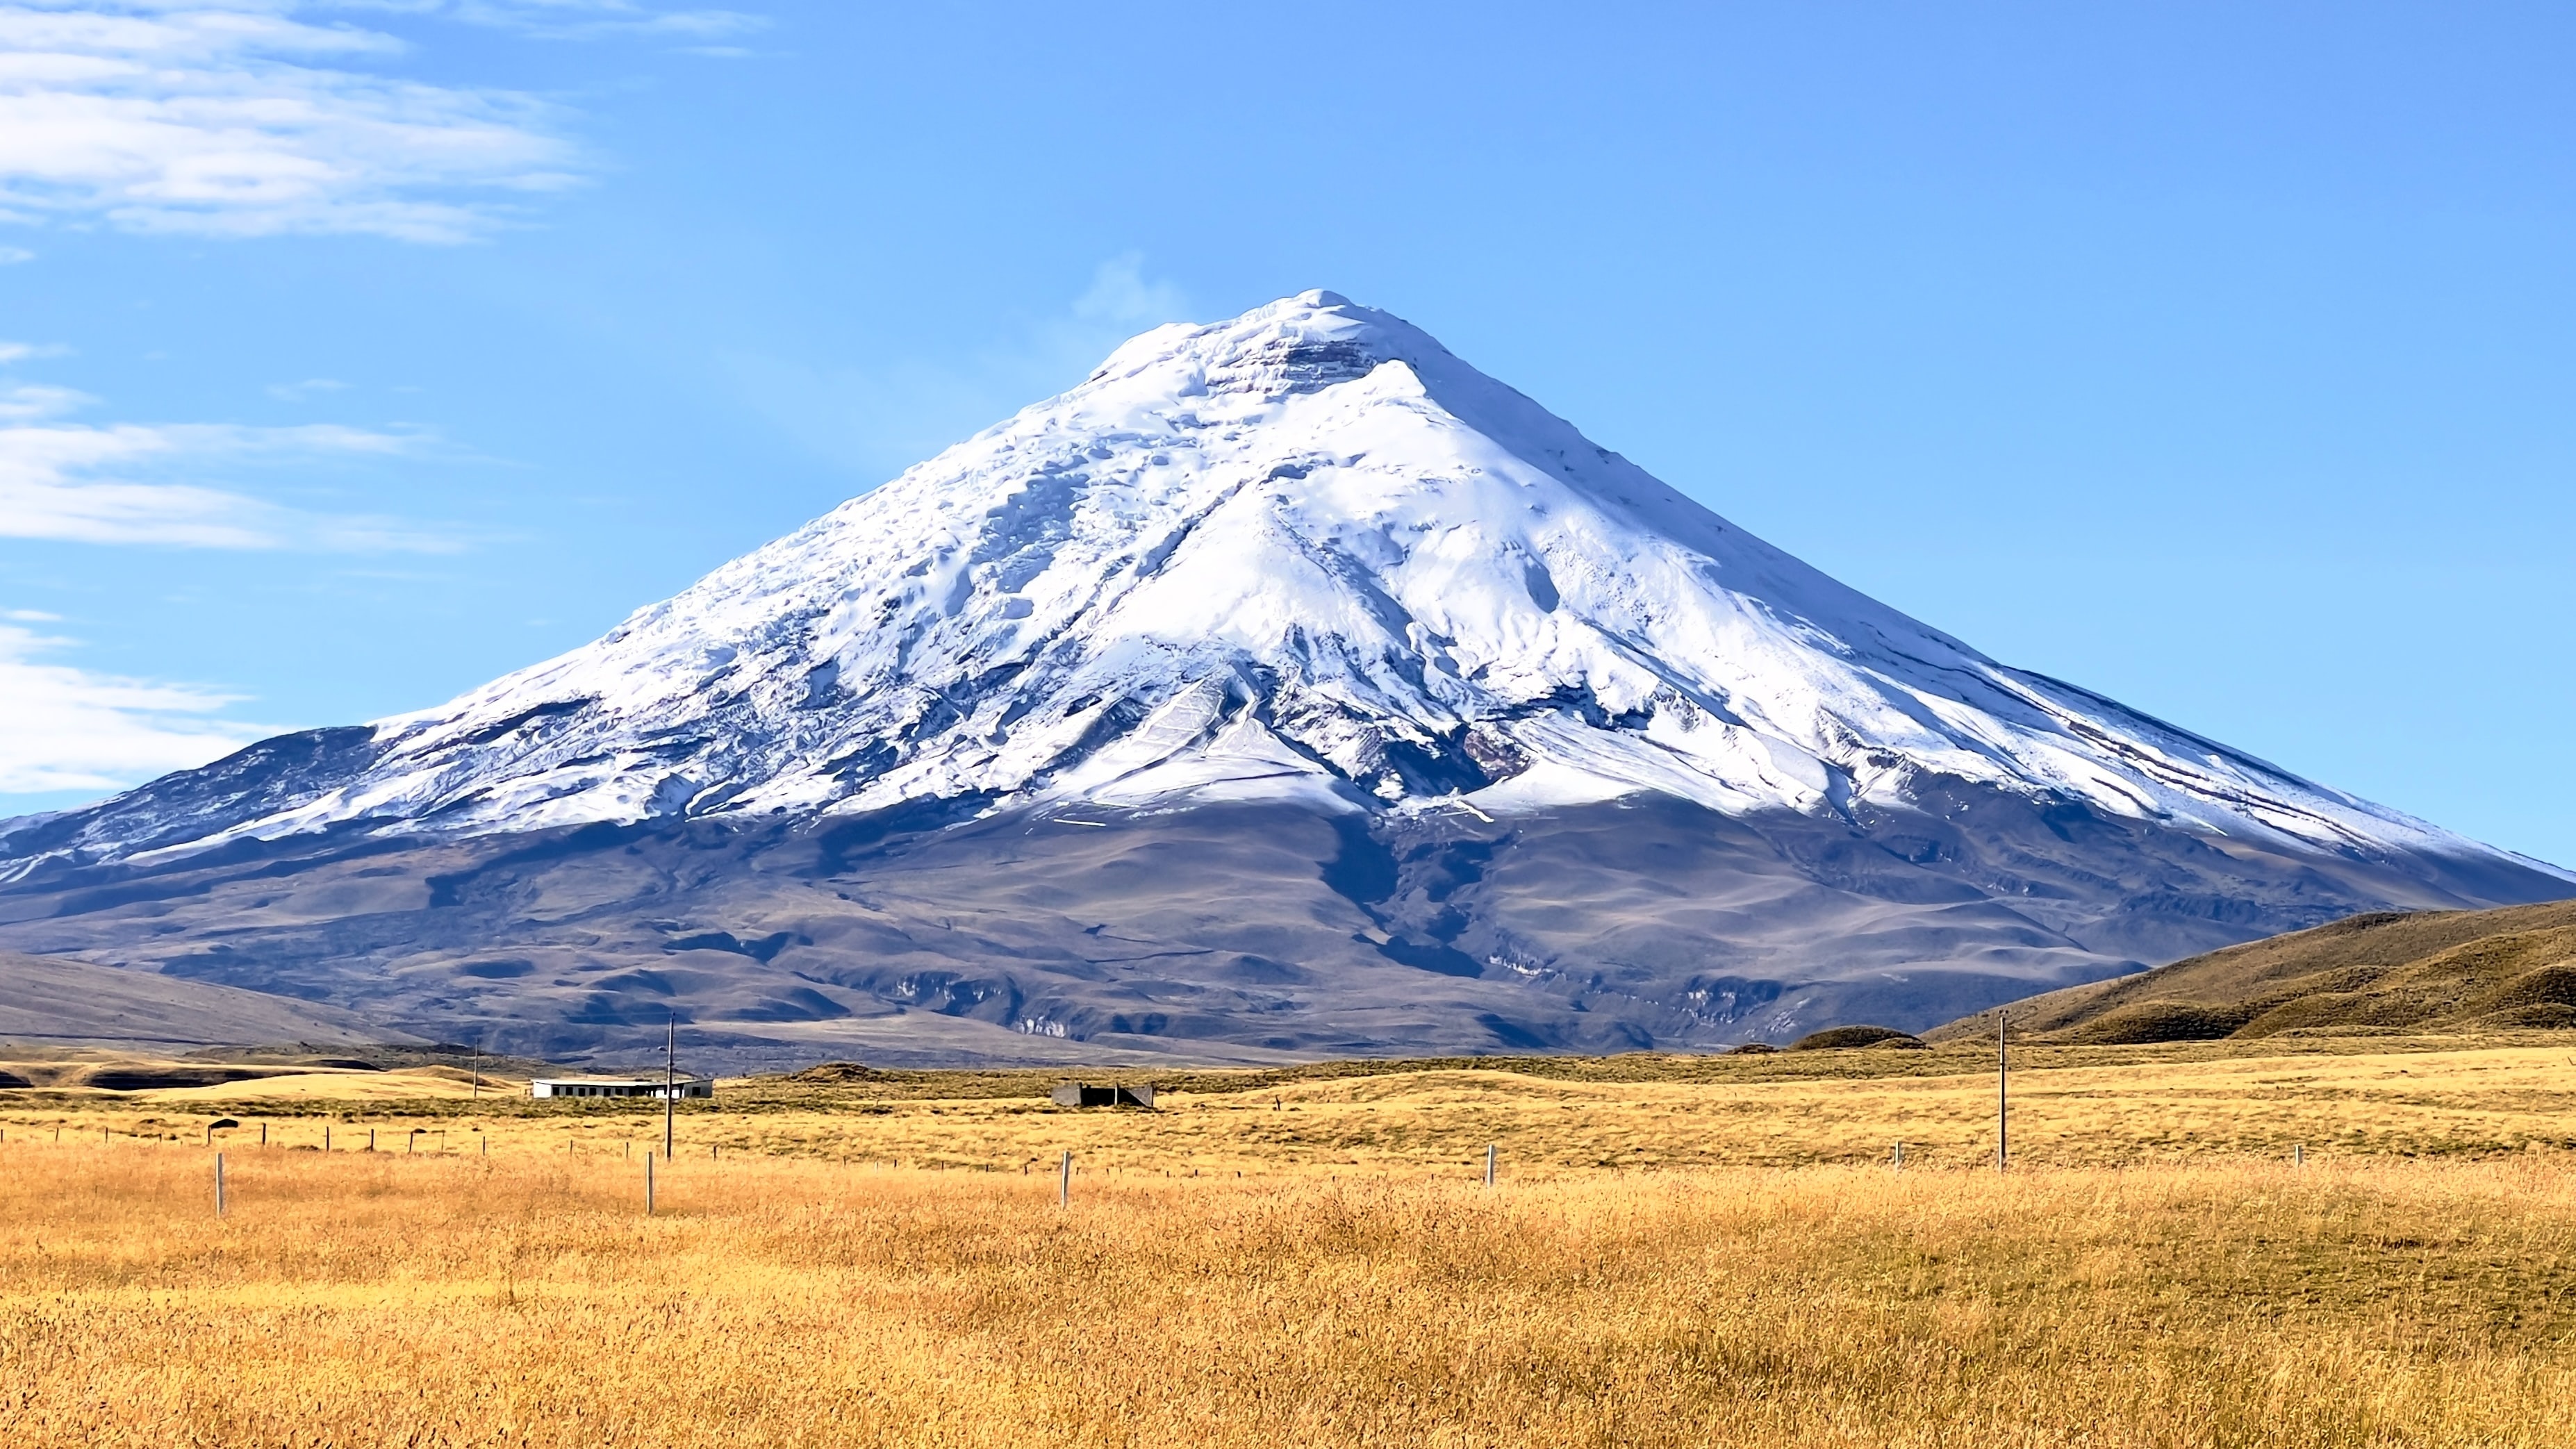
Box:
663, 1015, 677, 1159
1997, 1009, 2010, 1173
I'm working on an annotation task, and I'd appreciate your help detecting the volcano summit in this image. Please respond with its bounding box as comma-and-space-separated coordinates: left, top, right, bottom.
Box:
1, 292, 2563, 1067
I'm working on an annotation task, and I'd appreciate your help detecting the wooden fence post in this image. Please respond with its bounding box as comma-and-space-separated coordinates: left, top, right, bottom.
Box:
1060, 1150, 1072, 1207
215, 1152, 225, 1218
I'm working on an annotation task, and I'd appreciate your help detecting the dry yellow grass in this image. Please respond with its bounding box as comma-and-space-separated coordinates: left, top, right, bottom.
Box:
4, 1040, 2575, 1446
12, 1038, 2570, 1172
3, 1143, 2574, 1447
131, 1067, 508, 1103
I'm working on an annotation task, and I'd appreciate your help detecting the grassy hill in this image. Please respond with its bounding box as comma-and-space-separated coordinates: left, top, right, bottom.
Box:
1929, 900, 2576, 1045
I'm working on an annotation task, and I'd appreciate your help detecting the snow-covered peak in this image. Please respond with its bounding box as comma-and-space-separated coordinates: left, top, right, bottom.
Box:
42, 293, 2562, 883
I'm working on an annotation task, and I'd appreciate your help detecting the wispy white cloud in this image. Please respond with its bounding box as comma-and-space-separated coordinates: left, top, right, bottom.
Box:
0, 1, 584, 242
0, 381, 92, 420
723, 254, 1192, 481
0, 1, 768, 241
0, 245, 31, 262
0, 377, 464, 548
0, 619, 269, 793
267, 376, 347, 400
0, 339, 68, 363
439, 0, 766, 42
0, 417, 459, 548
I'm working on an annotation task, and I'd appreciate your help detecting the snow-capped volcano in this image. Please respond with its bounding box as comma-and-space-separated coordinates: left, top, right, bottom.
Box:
17, 291, 2534, 869
0, 292, 2561, 1066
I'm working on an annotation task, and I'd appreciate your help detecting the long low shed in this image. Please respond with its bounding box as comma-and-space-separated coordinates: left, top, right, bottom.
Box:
1052, 1082, 1155, 1109
529, 1075, 713, 1100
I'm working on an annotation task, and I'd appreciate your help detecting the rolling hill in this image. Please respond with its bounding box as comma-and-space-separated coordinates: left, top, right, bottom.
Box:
1929, 900, 2576, 1044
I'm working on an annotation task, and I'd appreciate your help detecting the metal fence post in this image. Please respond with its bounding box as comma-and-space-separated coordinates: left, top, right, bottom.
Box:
1060, 1151, 1072, 1207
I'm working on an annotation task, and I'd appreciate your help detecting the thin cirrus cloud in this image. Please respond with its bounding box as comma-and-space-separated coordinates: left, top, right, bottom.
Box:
0, 376, 464, 549
0, 0, 752, 243
0, 619, 269, 792
447, 0, 765, 44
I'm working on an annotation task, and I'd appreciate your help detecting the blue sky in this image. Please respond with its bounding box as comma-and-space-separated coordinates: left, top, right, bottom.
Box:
1, 1, 2571, 867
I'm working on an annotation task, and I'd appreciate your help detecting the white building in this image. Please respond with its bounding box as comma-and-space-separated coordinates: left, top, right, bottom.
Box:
529, 1075, 712, 1100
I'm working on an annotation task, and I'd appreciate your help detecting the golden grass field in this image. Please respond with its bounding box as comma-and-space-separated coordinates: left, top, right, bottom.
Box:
4, 1036, 2575, 1446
